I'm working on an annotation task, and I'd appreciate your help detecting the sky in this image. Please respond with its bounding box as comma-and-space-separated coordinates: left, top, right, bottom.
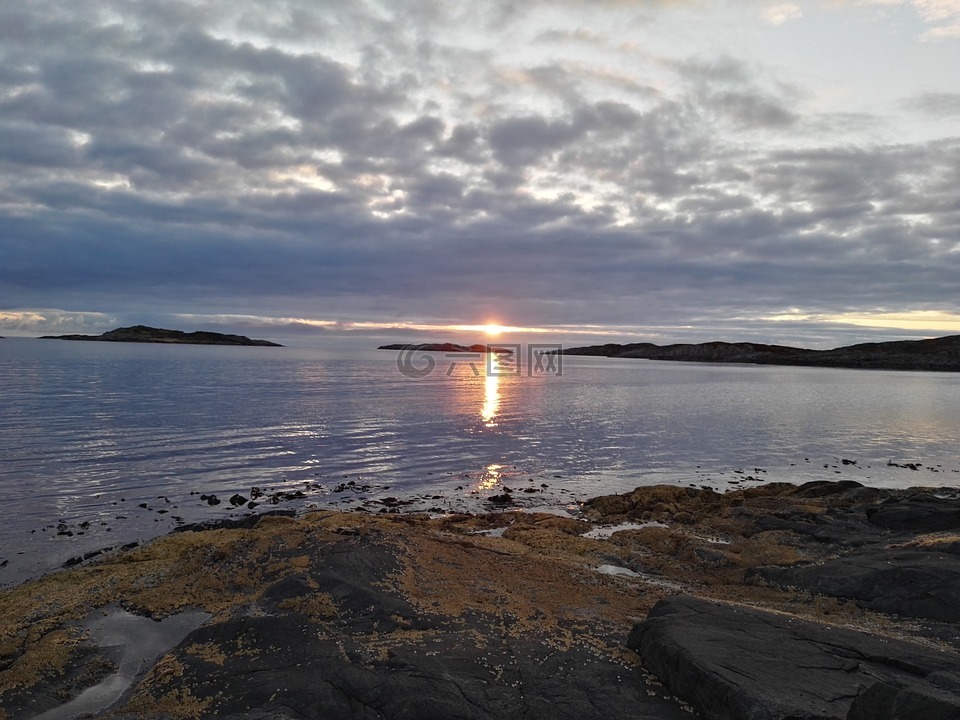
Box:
1, 0, 959, 348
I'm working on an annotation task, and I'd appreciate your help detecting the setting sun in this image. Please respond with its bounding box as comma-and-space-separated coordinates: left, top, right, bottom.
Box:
484, 323, 505, 337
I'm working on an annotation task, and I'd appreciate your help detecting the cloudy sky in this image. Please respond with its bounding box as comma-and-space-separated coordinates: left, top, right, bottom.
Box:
2, 0, 959, 348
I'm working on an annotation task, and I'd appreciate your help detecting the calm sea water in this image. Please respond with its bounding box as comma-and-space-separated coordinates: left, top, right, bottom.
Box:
2, 337, 959, 585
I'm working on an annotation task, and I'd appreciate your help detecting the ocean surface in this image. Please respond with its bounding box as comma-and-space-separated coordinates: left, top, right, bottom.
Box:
2, 337, 960, 586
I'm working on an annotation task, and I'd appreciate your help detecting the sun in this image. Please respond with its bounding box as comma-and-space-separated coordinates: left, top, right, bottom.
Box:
484, 323, 505, 337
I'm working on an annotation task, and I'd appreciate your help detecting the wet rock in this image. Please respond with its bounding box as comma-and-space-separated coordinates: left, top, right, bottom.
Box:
171, 509, 295, 533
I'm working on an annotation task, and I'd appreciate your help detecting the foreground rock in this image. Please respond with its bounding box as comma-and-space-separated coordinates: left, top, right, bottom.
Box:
40, 325, 282, 346
0, 512, 692, 719
632, 595, 960, 720
4, 480, 960, 718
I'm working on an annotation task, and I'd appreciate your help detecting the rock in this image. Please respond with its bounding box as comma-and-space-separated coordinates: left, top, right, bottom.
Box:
171, 509, 295, 533
629, 595, 960, 720
847, 676, 960, 720
757, 549, 960, 622
377, 342, 512, 354
866, 492, 960, 532
103, 531, 691, 720
558, 335, 960, 372
39, 325, 283, 346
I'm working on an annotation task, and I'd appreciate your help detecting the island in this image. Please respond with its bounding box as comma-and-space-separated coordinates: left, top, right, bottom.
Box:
40, 325, 283, 347
378, 342, 513, 354
558, 334, 960, 372
2, 481, 959, 718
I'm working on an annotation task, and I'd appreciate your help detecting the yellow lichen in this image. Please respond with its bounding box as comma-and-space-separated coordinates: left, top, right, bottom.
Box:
184, 642, 227, 666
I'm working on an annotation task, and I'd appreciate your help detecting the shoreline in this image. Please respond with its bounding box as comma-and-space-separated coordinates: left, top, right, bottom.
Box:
2, 481, 960, 718
3, 456, 955, 591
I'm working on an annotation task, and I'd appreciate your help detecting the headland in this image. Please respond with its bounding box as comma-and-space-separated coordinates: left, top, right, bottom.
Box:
560, 334, 960, 372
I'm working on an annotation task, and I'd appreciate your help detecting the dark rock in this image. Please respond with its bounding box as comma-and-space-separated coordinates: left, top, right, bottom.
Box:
378, 342, 513, 354
39, 325, 282, 346
847, 677, 960, 720
229, 494, 248, 506
114, 539, 691, 720
559, 334, 960, 372
866, 493, 960, 532
143, 614, 684, 720
172, 509, 295, 533
630, 595, 960, 720
756, 549, 960, 622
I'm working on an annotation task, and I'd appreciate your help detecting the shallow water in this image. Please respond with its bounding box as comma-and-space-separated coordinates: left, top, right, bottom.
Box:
2, 338, 959, 585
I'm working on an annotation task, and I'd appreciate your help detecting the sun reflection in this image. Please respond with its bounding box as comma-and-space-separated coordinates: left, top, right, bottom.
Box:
477, 463, 501, 491
481, 371, 500, 426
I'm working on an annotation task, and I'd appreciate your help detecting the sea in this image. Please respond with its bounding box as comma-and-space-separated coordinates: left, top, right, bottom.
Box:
2, 337, 959, 586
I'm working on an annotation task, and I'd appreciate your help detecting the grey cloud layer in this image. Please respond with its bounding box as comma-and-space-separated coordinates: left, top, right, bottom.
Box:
1, 1, 958, 339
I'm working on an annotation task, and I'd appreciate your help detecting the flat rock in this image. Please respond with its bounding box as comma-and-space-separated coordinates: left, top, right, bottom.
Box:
629, 595, 960, 720
108, 536, 691, 720
2, 513, 694, 720
847, 675, 960, 720
865, 492, 960, 533
756, 549, 960, 623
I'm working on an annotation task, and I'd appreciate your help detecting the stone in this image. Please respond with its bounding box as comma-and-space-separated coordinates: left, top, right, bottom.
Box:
629, 595, 960, 720
757, 549, 960, 622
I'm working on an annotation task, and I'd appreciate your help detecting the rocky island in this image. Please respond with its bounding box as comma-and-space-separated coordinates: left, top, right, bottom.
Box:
379, 342, 513, 354
560, 334, 960, 372
2, 481, 959, 719
40, 325, 283, 347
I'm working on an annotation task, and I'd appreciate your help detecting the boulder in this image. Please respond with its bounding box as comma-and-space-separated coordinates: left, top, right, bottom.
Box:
629, 595, 960, 720
756, 549, 960, 622
847, 677, 960, 720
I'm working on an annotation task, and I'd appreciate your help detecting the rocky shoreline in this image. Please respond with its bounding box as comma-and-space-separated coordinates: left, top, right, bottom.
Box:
560, 334, 960, 372
2, 481, 959, 719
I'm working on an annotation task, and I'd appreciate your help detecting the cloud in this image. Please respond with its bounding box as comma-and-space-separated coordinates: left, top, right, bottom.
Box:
863, 0, 960, 39
0, 1, 958, 345
0, 309, 118, 335
762, 3, 803, 25
907, 92, 960, 116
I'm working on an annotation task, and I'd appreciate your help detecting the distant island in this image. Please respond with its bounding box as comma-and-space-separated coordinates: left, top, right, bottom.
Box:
40, 325, 283, 347
378, 342, 513, 354
558, 335, 960, 372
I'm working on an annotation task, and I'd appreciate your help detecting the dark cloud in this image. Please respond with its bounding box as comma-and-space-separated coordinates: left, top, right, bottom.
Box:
1, 1, 958, 343
908, 92, 960, 118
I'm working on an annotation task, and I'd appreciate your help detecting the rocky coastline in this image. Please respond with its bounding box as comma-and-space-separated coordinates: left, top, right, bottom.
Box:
2, 481, 959, 719
40, 325, 283, 347
560, 334, 960, 372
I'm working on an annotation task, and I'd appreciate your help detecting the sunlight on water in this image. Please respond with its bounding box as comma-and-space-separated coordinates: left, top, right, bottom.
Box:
481, 372, 500, 427
476, 463, 502, 492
